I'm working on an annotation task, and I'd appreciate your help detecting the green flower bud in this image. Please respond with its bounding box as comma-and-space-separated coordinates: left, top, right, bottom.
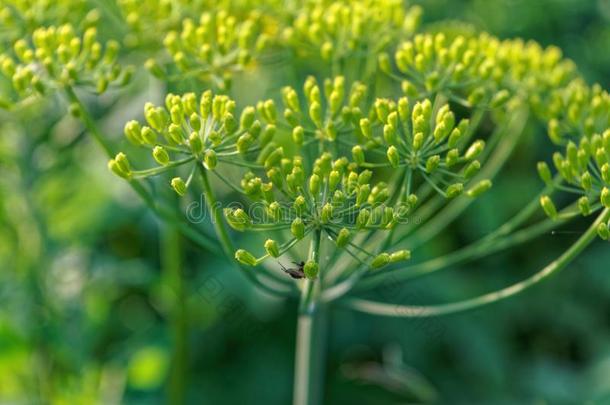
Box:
145, 58, 165, 78
356, 184, 371, 206
491, 90, 510, 108
602, 187, 610, 208
540, 195, 558, 219
204, 150, 217, 170
463, 160, 481, 179
267, 201, 281, 220
581, 172, 592, 191
309, 101, 322, 127
304, 261, 319, 279
240, 106, 256, 129
578, 196, 591, 216
413, 132, 424, 151
387, 146, 400, 168
397, 97, 410, 122
447, 128, 462, 148
108, 154, 131, 179
352, 145, 365, 165
597, 222, 610, 240
263, 146, 283, 169
446, 148, 459, 167
291, 218, 305, 239
537, 162, 552, 184
225, 208, 251, 231
378, 52, 391, 74
357, 209, 371, 229
264, 239, 280, 258
465, 140, 485, 160
189, 132, 203, 154
336, 228, 351, 248
602, 163, 610, 184
329, 170, 341, 190
466, 180, 492, 197
171, 177, 187, 196
446, 183, 464, 199
371, 253, 391, 269
321, 203, 333, 223
360, 118, 371, 138
426, 155, 440, 173
153, 146, 170, 166
294, 196, 306, 215
390, 250, 411, 263
309, 174, 321, 195
235, 249, 257, 266
124, 120, 142, 144
292, 126, 304, 145
263, 99, 277, 123
168, 124, 184, 144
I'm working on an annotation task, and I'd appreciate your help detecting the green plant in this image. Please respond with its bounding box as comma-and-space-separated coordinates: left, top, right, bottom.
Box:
1, 0, 609, 403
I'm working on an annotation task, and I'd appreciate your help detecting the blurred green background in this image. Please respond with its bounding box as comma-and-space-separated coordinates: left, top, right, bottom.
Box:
1, 0, 610, 404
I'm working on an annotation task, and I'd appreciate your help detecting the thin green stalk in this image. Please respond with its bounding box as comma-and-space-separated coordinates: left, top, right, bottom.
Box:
198, 165, 293, 297
161, 224, 188, 405
63, 86, 220, 252
345, 208, 610, 317
293, 230, 326, 405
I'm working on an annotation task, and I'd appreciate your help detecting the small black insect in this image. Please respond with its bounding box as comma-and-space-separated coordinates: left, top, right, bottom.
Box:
279, 261, 306, 279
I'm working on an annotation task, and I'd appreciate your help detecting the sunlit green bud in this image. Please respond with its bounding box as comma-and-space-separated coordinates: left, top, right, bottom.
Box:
170, 105, 184, 125
358, 170, 372, 185
445, 148, 459, 167
446, 128, 462, 149
387, 146, 400, 168
329, 90, 342, 116
309, 174, 321, 195
145, 58, 165, 78
291, 217, 305, 239
371, 253, 391, 269
468, 88, 485, 106
580, 172, 592, 191
328, 170, 341, 191
292, 126, 304, 145
202, 150, 217, 170
264, 146, 284, 169
321, 203, 333, 223
228, 208, 251, 231
200, 91, 213, 117
141, 127, 156, 144
360, 118, 372, 138
375, 99, 390, 123
263, 99, 277, 123
282, 87, 300, 112
464, 160, 481, 179
491, 90, 510, 108
383, 124, 396, 144
182, 93, 197, 116
597, 222, 610, 240
124, 120, 142, 144
537, 162, 553, 184
152, 146, 169, 166
309, 102, 322, 127
540, 195, 558, 219
465, 140, 485, 160
168, 123, 182, 145
436, 177, 461, 198
171, 177, 187, 196
293, 195, 306, 215
234, 133, 253, 154
321, 41, 333, 61
352, 145, 365, 165
235, 249, 257, 266
602, 164, 610, 184
578, 196, 591, 216
263, 239, 280, 258
146, 106, 167, 132
596, 148, 608, 167
433, 122, 449, 143
401, 80, 417, 97
548, 119, 561, 144
189, 132, 203, 154
426, 155, 440, 173
108, 154, 131, 179
222, 113, 237, 134
304, 261, 319, 279
412, 132, 424, 151
267, 201, 281, 221
260, 125, 276, 146
466, 180, 491, 197
356, 209, 371, 229
336, 228, 351, 248
390, 250, 411, 263
378, 52, 391, 74
602, 188, 610, 208
356, 184, 371, 206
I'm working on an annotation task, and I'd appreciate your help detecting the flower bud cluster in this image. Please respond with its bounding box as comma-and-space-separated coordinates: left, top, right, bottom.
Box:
0, 24, 133, 107
110, 90, 275, 196
282, 0, 421, 65
147, 10, 270, 88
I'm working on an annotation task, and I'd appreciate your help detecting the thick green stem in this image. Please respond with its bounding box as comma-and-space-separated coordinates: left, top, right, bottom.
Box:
293, 230, 326, 405
161, 224, 188, 405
